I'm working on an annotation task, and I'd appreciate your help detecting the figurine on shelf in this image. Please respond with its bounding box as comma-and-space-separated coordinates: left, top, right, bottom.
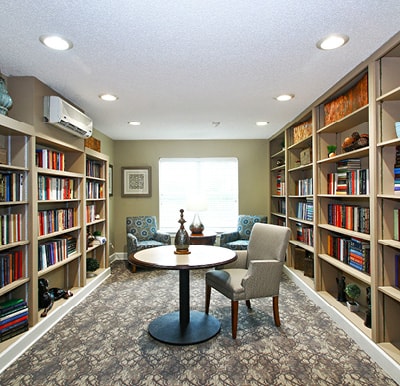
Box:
336, 276, 347, 302
38, 278, 73, 317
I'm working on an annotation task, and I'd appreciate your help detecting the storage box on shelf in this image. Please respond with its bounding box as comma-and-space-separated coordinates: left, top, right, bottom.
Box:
0, 114, 33, 349
375, 42, 400, 363
269, 131, 287, 226
84, 148, 109, 278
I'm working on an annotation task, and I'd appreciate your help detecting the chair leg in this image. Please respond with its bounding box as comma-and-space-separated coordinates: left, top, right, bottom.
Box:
231, 300, 238, 339
273, 296, 280, 327
246, 300, 251, 309
205, 285, 211, 314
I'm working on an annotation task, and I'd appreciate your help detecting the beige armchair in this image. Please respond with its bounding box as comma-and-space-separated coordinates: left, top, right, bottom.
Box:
205, 223, 290, 338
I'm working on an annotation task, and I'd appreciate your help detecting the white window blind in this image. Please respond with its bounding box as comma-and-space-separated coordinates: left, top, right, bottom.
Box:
159, 158, 238, 232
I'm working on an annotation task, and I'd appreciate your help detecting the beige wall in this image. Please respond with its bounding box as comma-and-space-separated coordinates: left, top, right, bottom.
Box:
112, 139, 270, 253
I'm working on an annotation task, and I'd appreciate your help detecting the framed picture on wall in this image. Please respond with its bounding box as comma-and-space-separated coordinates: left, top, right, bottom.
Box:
108, 165, 113, 196
121, 166, 152, 197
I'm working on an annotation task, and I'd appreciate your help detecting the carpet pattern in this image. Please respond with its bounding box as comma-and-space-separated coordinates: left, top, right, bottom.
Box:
0, 261, 398, 386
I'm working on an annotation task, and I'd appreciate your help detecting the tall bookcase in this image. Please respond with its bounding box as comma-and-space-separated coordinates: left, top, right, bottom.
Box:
269, 33, 400, 374
0, 76, 110, 369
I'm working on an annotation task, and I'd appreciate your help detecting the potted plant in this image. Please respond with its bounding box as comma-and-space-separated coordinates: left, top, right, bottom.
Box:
86, 257, 100, 278
345, 283, 361, 312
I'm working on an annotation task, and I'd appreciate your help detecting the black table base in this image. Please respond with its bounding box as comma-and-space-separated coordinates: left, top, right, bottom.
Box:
148, 310, 221, 345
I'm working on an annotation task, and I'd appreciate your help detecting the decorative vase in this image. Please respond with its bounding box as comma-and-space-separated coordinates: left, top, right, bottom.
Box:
175, 209, 190, 254
346, 301, 360, 313
0, 76, 13, 115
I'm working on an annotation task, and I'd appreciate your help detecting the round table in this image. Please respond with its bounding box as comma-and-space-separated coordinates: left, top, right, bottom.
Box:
132, 245, 237, 345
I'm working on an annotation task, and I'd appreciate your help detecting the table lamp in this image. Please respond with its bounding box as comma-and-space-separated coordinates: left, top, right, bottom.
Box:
186, 196, 208, 235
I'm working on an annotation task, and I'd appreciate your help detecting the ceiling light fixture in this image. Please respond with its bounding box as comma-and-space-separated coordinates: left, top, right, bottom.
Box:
275, 94, 294, 102
256, 121, 269, 126
99, 94, 118, 101
39, 35, 73, 51
128, 121, 141, 126
317, 34, 349, 50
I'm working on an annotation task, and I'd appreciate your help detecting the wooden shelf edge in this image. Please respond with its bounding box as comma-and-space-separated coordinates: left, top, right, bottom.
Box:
379, 286, 400, 302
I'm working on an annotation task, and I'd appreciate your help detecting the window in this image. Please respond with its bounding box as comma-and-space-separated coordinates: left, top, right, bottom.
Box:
159, 158, 238, 232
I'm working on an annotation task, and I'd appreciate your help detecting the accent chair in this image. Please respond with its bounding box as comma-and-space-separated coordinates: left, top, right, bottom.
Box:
126, 216, 171, 272
220, 214, 267, 250
205, 223, 290, 338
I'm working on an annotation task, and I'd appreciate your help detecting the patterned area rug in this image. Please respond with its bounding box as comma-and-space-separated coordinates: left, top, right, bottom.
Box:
0, 261, 398, 386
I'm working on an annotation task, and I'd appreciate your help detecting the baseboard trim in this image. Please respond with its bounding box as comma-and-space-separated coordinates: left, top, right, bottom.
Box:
283, 266, 400, 382
0, 267, 111, 373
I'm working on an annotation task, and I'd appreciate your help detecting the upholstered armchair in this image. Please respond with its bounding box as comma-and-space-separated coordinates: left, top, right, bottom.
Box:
220, 215, 267, 250
206, 223, 290, 338
126, 216, 171, 272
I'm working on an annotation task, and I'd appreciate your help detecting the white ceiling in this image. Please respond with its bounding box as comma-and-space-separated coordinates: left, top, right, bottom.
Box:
1, 1, 400, 140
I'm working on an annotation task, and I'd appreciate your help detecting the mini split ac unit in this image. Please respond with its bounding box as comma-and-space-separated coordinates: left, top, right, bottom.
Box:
43, 96, 93, 138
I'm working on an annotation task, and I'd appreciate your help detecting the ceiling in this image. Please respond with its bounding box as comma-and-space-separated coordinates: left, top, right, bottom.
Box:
1, 1, 400, 141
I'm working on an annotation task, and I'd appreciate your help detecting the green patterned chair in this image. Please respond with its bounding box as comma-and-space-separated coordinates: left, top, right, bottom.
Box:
220, 215, 267, 250
126, 216, 171, 272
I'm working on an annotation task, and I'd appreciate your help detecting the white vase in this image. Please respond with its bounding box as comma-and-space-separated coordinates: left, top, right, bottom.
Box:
346, 301, 360, 312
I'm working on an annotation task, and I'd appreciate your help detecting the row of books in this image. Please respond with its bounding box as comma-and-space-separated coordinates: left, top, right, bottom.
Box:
86, 181, 104, 199
0, 213, 22, 246
393, 208, 400, 241
36, 148, 65, 171
86, 160, 103, 179
86, 204, 96, 223
0, 250, 24, 288
296, 223, 313, 246
277, 197, 286, 215
296, 198, 313, 221
327, 235, 370, 274
296, 177, 313, 196
0, 172, 24, 202
327, 204, 370, 234
38, 175, 76, 200
276, 173, 285, 196
38, 208, 76, 236
327, 169, 369, 195
38, 236, 77, 271
0, 298, 28, 342
394, 146, 400, 194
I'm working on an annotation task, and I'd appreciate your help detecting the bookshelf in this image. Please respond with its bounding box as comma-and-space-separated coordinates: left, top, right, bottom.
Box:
375, 41, 400, 362
0, 76, 111, 369
84, 148, 109, 278
269, 131, 286, 227
268, 32, 400, 374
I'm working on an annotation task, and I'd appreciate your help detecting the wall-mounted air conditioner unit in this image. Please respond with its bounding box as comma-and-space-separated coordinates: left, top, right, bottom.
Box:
43, 96, 93, 138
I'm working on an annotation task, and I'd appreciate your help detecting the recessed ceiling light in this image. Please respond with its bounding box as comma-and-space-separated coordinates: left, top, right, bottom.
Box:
275, 94, 294, 102
317, 34, 349, 50
99, 94, 118, 101
128, 121, 141, 126
256, 121, 269, 126
39, 35, 73, 51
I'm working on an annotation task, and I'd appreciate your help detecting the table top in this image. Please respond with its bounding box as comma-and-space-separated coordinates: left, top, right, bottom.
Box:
189, 231, 217, 238
132, 245, 236, 270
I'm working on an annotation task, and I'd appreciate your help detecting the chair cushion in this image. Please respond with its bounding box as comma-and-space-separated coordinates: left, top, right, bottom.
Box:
237, 215, 267, 240
206, 268, 248, 301
225, 240, 249, 250
138, 240, 164, 248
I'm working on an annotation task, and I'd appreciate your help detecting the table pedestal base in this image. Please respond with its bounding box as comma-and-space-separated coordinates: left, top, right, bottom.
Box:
148, 310, 221, 345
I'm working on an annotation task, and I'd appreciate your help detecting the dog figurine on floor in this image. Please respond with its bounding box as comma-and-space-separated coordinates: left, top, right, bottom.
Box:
38, 278, 73, 317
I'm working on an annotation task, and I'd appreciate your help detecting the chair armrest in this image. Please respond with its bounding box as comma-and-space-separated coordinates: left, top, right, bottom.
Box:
127, 233, 138, 256
220, 231, 240, 246
241, 260, 284, 298
154, 231, 171, 244
217, 250, 247, 270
